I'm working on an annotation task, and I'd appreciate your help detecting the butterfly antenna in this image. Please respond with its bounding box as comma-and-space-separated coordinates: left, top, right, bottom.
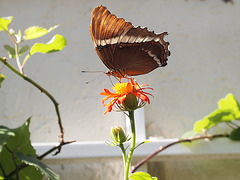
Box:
82, 70, 105, 73
82, 70, 106, 84
108, 76, 115, 86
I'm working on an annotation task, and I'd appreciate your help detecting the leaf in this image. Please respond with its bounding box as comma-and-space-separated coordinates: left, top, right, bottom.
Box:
0, 74, 6, 88
0, 16, 13, 31
4, 45, 15, 58
24, 25, 59, 40
18, 45, 29, 55
16, 152, 60, 180
4, 45, 29, 59
0, 118, 43, 180
134, 141, 150, 150
194, 94, 240, 132
218, 93, 240, 120
129, 172, 157, 180
0, 126, 15, 151
229, 127, 240, 141
30, 34, 66, 54
194, 109, 235, 132
23, 34, 66, 66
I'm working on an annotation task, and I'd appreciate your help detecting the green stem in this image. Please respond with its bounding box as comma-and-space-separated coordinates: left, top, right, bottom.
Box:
124, 110, 136, 180
0, 57, 64, 142
119, 144, 127, 172
14, 43, 23, 74
5, 29, 22, 73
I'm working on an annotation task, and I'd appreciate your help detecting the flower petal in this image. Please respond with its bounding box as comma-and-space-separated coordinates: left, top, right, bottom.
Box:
134, 92, 150, 104
103, 98, 118, 114
118, 94, 127, 103
130, 77, 135, 85
100, 77, 153, 114
126, 82, 133, 93
100, 89, 115, 96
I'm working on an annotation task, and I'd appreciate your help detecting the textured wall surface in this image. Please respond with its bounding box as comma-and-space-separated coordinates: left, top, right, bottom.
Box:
42, 158, 124, 180
0, 0, 240, 179
148, 157, 240, 180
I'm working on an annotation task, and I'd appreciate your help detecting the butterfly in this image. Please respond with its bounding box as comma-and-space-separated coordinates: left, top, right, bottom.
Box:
89, 5, 170, 79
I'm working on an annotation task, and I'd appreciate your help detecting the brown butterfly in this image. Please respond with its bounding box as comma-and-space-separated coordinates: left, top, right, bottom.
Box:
89, 5, 170, 79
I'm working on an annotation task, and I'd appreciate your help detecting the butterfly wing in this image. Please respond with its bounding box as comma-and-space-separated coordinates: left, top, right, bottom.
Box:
89, 6, 170, 78
89, 5, 133, 76
113, 27, 170, 76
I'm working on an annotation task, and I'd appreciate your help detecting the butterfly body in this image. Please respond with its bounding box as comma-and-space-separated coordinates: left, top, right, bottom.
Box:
89, 6, 170, 79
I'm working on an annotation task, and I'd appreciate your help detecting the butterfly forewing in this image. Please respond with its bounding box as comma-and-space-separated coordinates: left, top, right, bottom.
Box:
89, 6, 133, 75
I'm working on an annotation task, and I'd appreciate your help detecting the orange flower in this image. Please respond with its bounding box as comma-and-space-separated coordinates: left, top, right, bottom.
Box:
100, 78, 153, 114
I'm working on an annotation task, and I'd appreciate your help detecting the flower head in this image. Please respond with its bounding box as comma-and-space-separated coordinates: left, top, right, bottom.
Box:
100, 78, 153, 114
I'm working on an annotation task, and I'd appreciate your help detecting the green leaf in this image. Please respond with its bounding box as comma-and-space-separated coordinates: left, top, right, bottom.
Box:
0, 74, 6, 88
0, 126, 15, 151
24, 25, 59, 40
0, 118, 43, 180
19, 45, 29, 55
229, 127, 240, 141
218, 93, 240, 120
29, 34, 66, 54
0, 16, 13, 31
23, 34, 66, 66
129, 172, 157, 180
134, 141, 150, 150
194, 109, 235, 132
16, 152, 60, 180
194, 94, 240, 132
4, 45, 29, 59
4, 45, 15, 58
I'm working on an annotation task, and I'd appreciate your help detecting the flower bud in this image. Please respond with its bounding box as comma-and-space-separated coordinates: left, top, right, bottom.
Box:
110, 126, 128, 145
122, 93, 138, 111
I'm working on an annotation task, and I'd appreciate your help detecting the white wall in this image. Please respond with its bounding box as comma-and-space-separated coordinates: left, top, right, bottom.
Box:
1, 0, 240, 179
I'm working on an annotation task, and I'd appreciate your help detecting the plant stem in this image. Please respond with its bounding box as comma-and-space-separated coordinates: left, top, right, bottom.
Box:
131, 133, 229, 173
14, 43, 23, 74
229, 121, 240, 128
0, 57, 64, 145
124, 110, 136, 180
6, 29, 17, 45
5, 29, 23, 73
119, 144, 127, 171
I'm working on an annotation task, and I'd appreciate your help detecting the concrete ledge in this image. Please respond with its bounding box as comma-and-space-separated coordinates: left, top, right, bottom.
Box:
33, 138, 240, 159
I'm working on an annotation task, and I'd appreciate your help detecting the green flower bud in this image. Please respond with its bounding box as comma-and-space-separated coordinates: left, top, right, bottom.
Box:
110, 126, 128, 145
122, 93, 138, 111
